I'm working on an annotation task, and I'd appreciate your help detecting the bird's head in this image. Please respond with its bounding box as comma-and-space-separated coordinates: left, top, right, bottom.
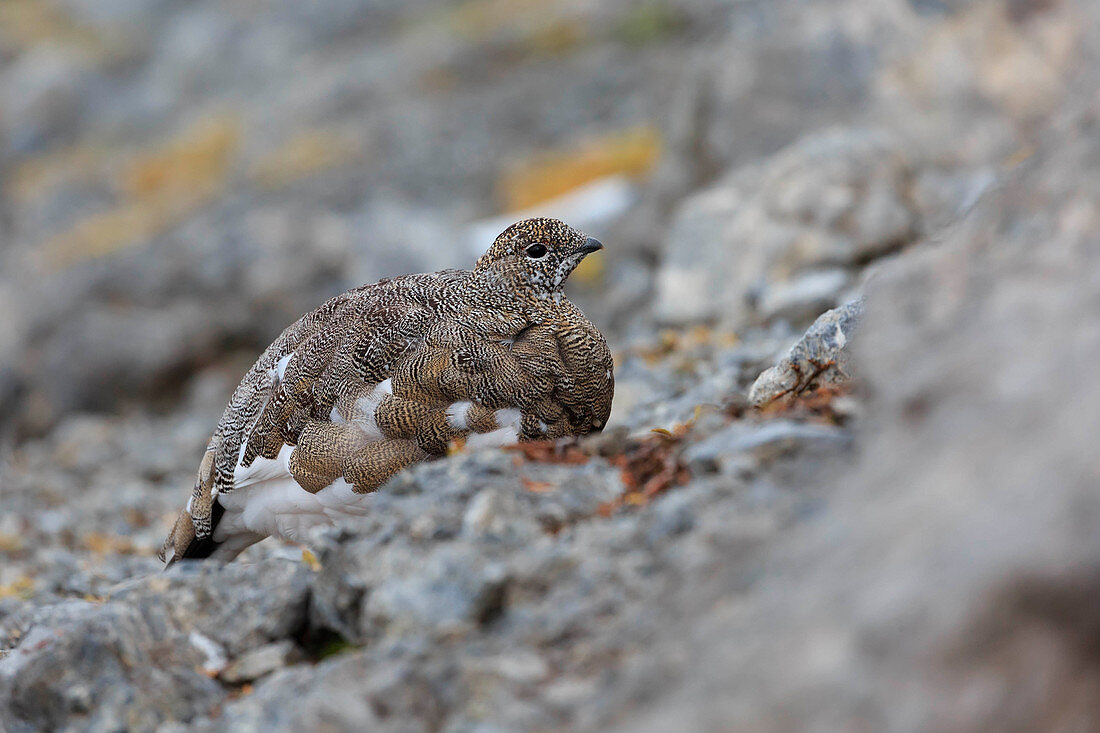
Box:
476, 217, 603, 296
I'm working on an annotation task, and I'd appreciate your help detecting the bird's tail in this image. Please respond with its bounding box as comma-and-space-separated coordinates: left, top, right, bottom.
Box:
159, 499, 226, 566
160, 445, 240, 567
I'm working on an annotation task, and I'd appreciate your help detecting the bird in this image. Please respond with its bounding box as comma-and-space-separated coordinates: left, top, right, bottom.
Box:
160, 217, 614, 565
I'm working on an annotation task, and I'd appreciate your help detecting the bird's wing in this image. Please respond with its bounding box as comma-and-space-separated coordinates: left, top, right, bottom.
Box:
161, 286, 426, 561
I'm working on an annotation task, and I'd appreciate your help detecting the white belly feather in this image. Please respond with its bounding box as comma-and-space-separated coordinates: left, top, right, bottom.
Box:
213, 399, 524, 547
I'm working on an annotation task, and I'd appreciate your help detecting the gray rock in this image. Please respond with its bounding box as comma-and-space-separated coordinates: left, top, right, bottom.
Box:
657, 0, 889, 190
219, 640, 300, 685
364, 549, 509, 635
748, 298, 863, 407
1, 45, 93, 154
611, 329, 793, 432
685, 419, 852, 473
654, 129, 914, 329
756, 268, 852, 325
462, 488, 541, 542
650, 182, 746, 324
910, 166, 998, 232
647, 490, 697, 541
110, 559, 312, 656
621, 63, 1100, 731
0, 601, 223, 732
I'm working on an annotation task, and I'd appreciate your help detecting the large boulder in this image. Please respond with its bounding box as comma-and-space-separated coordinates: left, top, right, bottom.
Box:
654, 129, 914, 329
623, 71, 1100, 732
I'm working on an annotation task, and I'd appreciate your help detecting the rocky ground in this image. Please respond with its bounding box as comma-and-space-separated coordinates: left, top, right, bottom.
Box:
2, 0, 1099, 730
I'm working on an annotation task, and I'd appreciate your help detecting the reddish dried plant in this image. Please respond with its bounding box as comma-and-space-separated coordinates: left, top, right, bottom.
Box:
508, 440, 590, 465
598, 425, 691, 516
757, 384, 853, 424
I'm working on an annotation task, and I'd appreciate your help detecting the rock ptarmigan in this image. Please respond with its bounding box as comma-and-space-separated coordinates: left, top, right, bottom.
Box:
160, 217, 613, 564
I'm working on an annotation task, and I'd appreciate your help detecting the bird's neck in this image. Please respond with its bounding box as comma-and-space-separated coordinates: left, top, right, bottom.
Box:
468, 264, 566, 319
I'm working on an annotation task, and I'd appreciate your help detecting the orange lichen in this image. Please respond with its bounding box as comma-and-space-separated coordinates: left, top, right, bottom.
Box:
497, 126, 662, 212
0, 0, 106, 56
120, 115, 239, 200
520, 477, 556, 493
38, 114, 240, 270
0, 576, 35, 600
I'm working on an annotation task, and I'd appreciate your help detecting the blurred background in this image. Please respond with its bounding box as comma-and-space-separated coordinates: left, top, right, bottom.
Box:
3, 0, 1058, 440
1, 0, 1098, 730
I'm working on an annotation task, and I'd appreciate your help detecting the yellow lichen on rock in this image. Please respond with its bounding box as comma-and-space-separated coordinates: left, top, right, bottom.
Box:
0, 576, 34, 600
0, 0, 104, 56
497, 125, 661, 212
120, 115, 239, 201
37, 115, 240, 270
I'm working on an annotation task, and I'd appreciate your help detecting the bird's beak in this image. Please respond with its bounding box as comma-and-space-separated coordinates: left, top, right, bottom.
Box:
577, 237, 603, 256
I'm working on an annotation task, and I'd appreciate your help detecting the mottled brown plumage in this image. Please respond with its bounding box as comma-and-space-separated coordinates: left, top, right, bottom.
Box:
160, 218, 613, 564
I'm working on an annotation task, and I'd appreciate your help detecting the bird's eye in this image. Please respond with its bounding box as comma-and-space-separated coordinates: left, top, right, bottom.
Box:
525, 243, 548, 259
